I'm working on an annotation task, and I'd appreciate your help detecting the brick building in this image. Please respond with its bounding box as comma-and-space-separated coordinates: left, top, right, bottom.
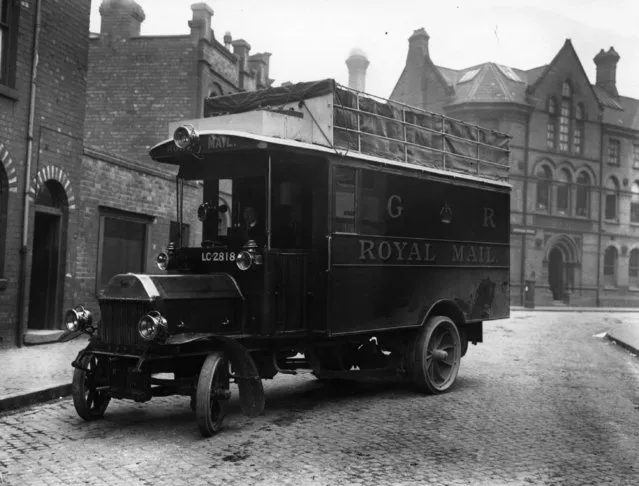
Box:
391, 29, 639, 307
75, 1, 273, 327
0, 0, 91, 348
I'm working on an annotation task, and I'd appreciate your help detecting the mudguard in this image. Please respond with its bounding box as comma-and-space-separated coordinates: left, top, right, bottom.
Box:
213, 336, 265, 417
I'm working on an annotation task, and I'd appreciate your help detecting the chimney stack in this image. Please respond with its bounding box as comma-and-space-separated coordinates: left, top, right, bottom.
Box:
594, 47, 620, 97
189, 3, 214, 43
99, 0, 145, 39
232, 39, 251, 72
346, 48, 369, 92
224, 32, 233, 50
406, 28, 430, 64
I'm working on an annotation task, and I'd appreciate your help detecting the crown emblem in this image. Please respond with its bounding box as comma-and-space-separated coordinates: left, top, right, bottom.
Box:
440, 203, 452, 224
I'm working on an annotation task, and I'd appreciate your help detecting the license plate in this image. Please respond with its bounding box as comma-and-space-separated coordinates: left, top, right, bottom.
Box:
201, 251, 236, 262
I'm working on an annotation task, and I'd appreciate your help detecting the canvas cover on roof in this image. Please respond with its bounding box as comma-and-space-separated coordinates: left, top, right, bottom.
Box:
203, 79, 510, 181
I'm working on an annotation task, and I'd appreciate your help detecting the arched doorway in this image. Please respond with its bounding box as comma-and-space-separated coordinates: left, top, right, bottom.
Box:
545, 234, 580, 302
28, 180, 68, 330
548, 248, 564, 300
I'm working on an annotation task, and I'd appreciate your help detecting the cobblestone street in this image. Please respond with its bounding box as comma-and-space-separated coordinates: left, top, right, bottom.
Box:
1, 311, 638, 485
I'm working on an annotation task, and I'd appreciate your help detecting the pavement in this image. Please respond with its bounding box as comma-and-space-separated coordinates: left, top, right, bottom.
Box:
0, 308, 637, 416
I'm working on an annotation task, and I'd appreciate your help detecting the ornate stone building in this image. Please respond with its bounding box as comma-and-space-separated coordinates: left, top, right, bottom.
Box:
391, 29, 639, 307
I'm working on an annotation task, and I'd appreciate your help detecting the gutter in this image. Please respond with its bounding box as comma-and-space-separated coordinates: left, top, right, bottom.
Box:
16, 0, 42, 346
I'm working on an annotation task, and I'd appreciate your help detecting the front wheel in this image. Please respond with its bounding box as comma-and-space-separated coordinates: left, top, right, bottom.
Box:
72, 353, 111, 420
195, 352, 231, 437
412, 316, 462, 394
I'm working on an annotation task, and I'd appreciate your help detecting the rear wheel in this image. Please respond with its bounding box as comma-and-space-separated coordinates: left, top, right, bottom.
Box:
412, 316, 462, 394
72, 354, 111, 420
195, 352, 230, 437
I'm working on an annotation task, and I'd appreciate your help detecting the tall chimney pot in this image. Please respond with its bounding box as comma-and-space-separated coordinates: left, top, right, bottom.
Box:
346, 48, 369, 92
594, 47, 620, 97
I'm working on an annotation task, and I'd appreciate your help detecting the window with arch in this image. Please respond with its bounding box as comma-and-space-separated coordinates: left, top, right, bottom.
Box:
572, 104, 584, 154
576, 172, 590, 217
536, 165, 552, 211
562, 80, 572, 98
631, 182, 639, 223
0, 163, 7, 279
203, 83, 224, 114
630, 249, 639, 289
546, 97, 557, 149
603, 246, 618, 288
604, 177, 619, 220
559, 99, 571, 152
556, 168, 571, 214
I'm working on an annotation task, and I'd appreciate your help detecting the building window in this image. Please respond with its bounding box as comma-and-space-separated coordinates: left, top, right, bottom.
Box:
607, 139, 620, 166
556, 168, 571, 214
572, 104, 584, 154
559, 100, 571, 152
630, 249, 639, 289
97, 209, 150, 292
576, 172, 590, 217
562, 80, 572, 98
632, 183, 639, 224
546, 97, 557, 149
633, 144, 639, 169
0, 163, 7, 278
603, 246, 618, 288
536, 165, 552, 211
0, 0, 18, 87
604, 177, 619, 220
170, 221, 190, 247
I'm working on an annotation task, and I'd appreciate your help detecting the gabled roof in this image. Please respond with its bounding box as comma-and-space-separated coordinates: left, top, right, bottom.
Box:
525, 39, 601, 110
394, 34, 639, 130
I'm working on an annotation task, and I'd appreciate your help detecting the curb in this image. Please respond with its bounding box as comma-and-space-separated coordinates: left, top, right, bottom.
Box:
511, 307, 639, 313
0, 384, 72, 414
604, 333, 639, 356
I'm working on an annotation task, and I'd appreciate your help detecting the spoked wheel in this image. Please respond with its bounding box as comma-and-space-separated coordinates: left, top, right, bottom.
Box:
72, 353, 111, 421
195, 352, 231, 437
412, 316, 462, 394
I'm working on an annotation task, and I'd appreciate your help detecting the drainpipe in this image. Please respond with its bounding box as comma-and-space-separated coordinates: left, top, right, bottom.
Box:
521, 110, 531, 305
596, 116, 604, 307
16, 0, 42, 347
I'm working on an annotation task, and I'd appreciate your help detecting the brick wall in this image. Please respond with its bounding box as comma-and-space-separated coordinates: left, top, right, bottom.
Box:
0, 0, 91, 348
74, 150, 202, 322
85, 35, 197, 165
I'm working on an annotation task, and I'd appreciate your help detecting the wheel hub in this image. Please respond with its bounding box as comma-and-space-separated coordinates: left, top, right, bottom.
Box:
431, 349, 448, 361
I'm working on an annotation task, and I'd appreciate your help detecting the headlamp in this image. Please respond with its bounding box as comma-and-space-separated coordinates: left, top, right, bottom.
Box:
156, 252, 169, 270
173, 124, 199, 151
236, 251, 253, 271
138, 311, 168, 341
64, 306, 92, 332
236, 239, 263, 271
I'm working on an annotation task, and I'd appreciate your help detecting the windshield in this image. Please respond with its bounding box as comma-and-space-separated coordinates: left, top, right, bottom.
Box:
200, 175, 266, 247
174, 152, 267, 248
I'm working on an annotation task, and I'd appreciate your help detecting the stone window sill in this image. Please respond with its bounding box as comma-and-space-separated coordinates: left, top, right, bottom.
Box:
0, 84, 18, 101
